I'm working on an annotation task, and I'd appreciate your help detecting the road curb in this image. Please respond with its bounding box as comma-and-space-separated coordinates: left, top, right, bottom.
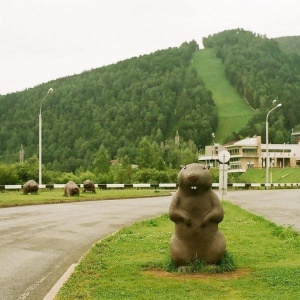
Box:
43, 263, 77, 300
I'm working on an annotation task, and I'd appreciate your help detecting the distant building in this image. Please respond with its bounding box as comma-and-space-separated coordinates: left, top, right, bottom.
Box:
199, 136, 300, 173
291, 130, 300, 144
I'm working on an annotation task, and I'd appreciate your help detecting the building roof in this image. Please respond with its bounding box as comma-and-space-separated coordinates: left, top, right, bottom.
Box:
229, 137, 259, 147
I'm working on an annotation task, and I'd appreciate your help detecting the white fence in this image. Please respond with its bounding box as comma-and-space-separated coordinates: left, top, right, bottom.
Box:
1, 182, 300, 191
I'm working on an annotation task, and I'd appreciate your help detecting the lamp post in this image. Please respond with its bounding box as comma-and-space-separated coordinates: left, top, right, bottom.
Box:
265, 102, 282, 185
39, 88, 53, 186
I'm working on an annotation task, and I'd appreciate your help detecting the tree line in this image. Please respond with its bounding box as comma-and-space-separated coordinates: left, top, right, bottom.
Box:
0, 40, 217, 180
0, 136, 206, 185
1, 30, 299, 184
203, 29, 300, 144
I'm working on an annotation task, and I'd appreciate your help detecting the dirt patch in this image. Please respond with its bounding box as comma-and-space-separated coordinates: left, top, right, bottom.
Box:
143, 269, 251, 280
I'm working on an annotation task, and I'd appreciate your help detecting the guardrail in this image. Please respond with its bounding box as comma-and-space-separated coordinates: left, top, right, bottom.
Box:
0, 183, 178, 191
1, 182, 300, 191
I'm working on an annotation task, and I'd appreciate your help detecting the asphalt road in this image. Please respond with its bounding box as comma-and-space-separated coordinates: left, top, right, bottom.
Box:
0, 196, 172, 300
224, 189, 300, 231
1, 190, 300, 300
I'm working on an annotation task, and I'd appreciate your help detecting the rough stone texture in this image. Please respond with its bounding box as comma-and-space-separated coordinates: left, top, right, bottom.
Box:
169, 163, 226, 266
64, 181, 80, 197
83, 179, 96, 193
23, 180, 39, 195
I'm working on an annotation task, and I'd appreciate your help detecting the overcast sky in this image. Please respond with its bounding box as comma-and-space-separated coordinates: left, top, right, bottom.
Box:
0, 0, 299, 95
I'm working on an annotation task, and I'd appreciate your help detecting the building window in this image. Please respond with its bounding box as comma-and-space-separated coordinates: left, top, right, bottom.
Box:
228, 148, 239, 155
242, 148, 257, 155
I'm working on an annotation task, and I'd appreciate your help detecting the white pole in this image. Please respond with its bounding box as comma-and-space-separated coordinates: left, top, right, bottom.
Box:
38, 88, 53, 186
265, 103, 282, 185
266, 118, 269, 184
39, 111, 42, 185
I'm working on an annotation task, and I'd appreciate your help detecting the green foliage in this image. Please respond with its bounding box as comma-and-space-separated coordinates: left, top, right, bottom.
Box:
275, 36, 300, 55
58, 172, 80, 184
136, 137, 160, 168
0, 164, 19, 185
0, 41, 216, 173
92, 145, 111, 174
77, 170, 98, 183
0, 136, 195, 184
209, 167, 219, 182
203, 29, 300, 143
131, 168, 169, 183
1, 31, 298, 175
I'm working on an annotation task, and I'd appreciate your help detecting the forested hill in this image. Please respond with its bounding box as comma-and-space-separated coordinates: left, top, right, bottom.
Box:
275, 36, 300, 55
203, 29, 300, 143
1, 30, 299, 174
0, 41, 218, 172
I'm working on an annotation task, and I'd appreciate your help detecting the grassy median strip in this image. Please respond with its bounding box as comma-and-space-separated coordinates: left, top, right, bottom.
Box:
55, 201, 300, 300
0, 189, 171, 207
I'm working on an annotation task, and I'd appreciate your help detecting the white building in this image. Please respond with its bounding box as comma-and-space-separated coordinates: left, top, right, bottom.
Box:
199, 136, 300, 173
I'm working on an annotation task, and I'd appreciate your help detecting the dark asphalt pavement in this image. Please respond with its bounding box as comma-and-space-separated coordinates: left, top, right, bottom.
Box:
0, 196, 172, 300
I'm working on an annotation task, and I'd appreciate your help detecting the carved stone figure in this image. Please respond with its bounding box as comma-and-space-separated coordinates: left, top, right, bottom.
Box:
169, 163, 226, 266
83, 179, 96, 193
23, 179, 39, 194
64, 181, 80, 197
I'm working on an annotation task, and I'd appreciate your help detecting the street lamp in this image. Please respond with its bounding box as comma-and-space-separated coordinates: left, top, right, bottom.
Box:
265, 101, 282, 185
39, 88, 53, 186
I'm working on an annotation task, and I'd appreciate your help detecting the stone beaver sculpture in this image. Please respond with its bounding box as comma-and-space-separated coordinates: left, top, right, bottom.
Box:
23, 179, 39, 194
83, 179, 96, 193
169, 163, 226, 267
64, 181, 80, 197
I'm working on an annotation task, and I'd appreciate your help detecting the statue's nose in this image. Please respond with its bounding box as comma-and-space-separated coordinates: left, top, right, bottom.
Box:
188, 172, 199, 182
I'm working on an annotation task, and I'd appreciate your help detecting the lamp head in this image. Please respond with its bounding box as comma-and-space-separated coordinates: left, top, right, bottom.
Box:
48, 88, 53, 94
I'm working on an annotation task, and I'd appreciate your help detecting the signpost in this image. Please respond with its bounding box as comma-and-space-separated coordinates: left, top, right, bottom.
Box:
218, 150, 230, 200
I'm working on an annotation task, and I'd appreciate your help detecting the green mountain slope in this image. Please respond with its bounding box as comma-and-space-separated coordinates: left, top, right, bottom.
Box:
1, 30, 299, 175
192, 49, 254, 143
0, 41, 218, 171
274, 36, 300, 55
202, 29, 300, 144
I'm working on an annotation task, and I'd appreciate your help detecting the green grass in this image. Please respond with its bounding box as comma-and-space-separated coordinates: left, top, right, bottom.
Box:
0, 189, 171, 208
193, 49, 254, 143
237, 167, 300, 183
56, 201, 300, 300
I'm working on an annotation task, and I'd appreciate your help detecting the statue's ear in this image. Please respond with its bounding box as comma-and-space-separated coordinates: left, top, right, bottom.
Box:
179, 165, 186, 170
206, 165, 210, 170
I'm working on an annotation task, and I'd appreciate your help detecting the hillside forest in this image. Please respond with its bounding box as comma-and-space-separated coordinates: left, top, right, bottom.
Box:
0, 29, 299, 184
203, 29, 300, 143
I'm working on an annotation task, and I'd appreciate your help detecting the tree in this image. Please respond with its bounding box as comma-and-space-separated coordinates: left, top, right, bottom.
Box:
135, 137, 155, 168
92, 145, 111, 174
0, 164, 19, 185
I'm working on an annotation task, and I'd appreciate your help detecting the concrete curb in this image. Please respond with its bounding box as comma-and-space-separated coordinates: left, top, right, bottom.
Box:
43, 263, 77, 300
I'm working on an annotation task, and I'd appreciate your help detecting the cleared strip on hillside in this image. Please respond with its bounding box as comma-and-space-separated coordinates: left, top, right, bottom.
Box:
193, 49, 254, 143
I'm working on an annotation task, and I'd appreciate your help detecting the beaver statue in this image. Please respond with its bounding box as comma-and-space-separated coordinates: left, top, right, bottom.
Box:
23, 179, 39, 195
64, 181, 80, 197
83, 179, 96, 193
169, 163, 226, 267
